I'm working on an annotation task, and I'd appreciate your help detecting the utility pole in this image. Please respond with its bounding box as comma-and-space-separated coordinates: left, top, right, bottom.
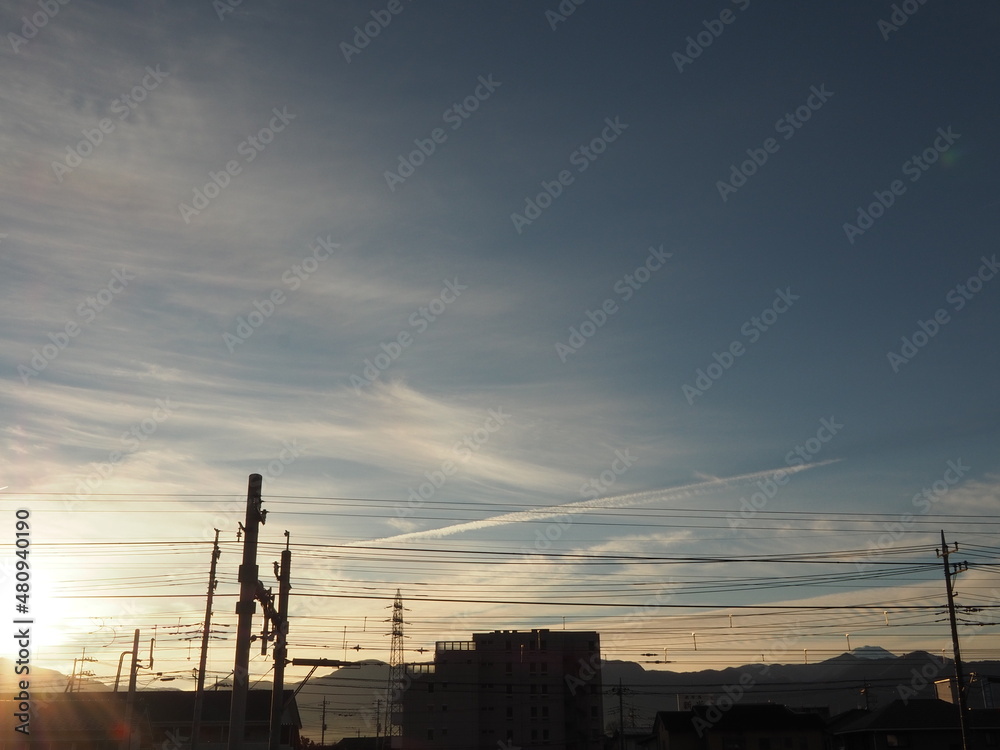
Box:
609, 680, 629, 750
619, 679, 625, 750
939, 531, 970, 750
268, 532, 292, 750
321, 698, 328, 746
192, 529, 221, 750
65, 659, 77, 693
122, 628, 140, 750
229, 474, 266, 750
74, 647, 97, 692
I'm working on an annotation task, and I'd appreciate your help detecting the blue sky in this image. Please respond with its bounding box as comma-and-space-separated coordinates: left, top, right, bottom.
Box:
3, 0, 1000, 703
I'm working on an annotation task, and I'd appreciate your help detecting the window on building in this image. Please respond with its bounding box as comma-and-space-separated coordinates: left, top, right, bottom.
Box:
427, 730, 434, 740
506, 685, 513, 695
506, 640, 512, 650
530, 707, 537, 718
543, 729, 549, 740
541, 640, 547, 650
542, 706, 549, 718
541, 685, 548, 694
529, 662, 536, 674
531, 730, 538, 740
759, 740, 771, 750
885, 735, 910, 747
590, 706, 598, 718
530, 684, 536, 694
427, 683, 434, 693
506, 707, 513, 719
505, 662, 512, 674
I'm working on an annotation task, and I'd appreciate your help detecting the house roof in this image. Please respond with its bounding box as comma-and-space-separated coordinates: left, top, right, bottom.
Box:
2, 694, 132, 739
139, 689, 301, 727
654, 704, 826, 734
5, 690, 301, 735
833, 699, 1000, 734
332, 737, 381, 750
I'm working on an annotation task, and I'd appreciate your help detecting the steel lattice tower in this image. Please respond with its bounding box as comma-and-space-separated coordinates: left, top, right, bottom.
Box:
382, 589, 406, 748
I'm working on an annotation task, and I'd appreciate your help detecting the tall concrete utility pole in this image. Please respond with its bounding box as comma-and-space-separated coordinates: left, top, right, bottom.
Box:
192, 529, 221, 750
321, 698, 328, 746
228, 474, 265, 750
269, 532, 292, 750
122, 628, 140, 750
939, 531, 970, 750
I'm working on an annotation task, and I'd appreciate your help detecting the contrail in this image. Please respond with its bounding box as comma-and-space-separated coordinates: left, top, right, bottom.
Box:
354, 459, 838, 545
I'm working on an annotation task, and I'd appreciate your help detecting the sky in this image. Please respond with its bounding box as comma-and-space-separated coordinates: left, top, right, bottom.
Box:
2, 0, 1000, 729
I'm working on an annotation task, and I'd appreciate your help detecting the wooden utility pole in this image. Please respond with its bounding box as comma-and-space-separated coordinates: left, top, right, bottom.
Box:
269, 533, 292, 750
939, 531, 970, 750
228, 475, 265, 750
192, 529, 221, 750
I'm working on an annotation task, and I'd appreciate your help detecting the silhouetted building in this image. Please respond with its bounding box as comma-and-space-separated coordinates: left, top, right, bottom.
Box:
0, 690, 300, 750
651, 704, 827, 750
400, 629, 603, 750
830, 698, 1000, 749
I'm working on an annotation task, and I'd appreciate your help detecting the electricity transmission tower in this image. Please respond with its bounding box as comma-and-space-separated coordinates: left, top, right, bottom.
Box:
381, 590, 406, 749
